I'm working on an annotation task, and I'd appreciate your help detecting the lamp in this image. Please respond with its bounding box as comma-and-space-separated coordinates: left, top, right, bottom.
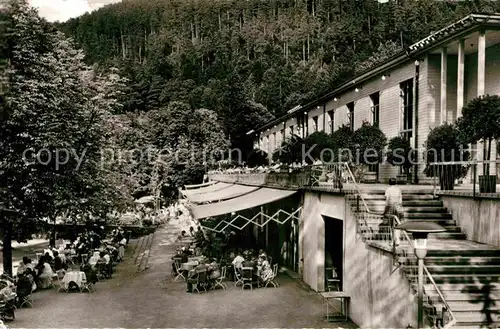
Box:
382, 74, 390, 81
355, 87, 361, 93
333, 97, 339, 101
395, 221, 445, 329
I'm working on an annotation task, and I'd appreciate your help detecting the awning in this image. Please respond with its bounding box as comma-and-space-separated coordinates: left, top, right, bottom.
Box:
190, 187, 297, 220
184, 181, 216, 190
181, 182, 233, 197
186, 184, 259, 204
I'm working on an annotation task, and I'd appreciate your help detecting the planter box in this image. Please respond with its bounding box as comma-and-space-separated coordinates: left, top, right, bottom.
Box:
479, 175, 497, 193
396, 174, 408, 185
363, 171, 378, 183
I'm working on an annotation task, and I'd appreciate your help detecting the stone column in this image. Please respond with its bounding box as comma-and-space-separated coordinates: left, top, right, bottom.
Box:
440, 47, 447, 123
456, 39, 465, 119
477, 30, 487, 175
478, 30, 486, 96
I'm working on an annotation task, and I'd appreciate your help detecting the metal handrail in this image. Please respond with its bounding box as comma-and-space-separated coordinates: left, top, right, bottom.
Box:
424, 266, 457, 329
390, 214, 457, 328
343, 163, 370, 212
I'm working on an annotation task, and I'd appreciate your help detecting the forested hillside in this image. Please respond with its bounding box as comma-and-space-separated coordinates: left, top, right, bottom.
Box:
60, 0, 500, 155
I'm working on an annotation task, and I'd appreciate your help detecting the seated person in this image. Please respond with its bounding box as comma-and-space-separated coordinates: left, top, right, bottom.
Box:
16, 270, 34, 307
258, 255, 273, 284
53, 251, 67, 271
186, 260, 210, 293
231, 252, 245, 270
17, 257, 30, 276
82, 263, 98, 285
35, 256, 53, 289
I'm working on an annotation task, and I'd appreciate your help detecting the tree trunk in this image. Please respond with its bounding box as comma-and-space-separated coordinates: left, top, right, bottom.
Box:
302, 41, 306, 63
307, 34, 310, 60
2, 221, 12, 277
120, 29, 126, 60
218, 11, 222, 30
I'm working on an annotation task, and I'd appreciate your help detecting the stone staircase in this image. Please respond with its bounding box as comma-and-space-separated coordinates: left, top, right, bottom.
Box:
359, 191, 500, 328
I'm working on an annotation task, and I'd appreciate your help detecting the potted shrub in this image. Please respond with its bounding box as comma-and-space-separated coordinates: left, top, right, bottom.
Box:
386, 136, 414, 184
457, 95, 500, 193
424, 123, 469, 190
303, 131, 337, 182
272, 134, 304, 165
352, 122, 387, 182
247, 149, 269, 167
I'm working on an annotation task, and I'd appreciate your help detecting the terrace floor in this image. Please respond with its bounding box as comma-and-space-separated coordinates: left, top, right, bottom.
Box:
11, 221, 357, 328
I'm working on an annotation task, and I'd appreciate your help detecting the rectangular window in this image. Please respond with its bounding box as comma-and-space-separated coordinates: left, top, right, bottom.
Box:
347, 102, 354, 131
327, 110, 334, 134
273, 132, 277, 149
400, 79, 414, 140
280, 129, 285, 144
312, 116, 318, 132
289, 125, 294, 136
370, 92, 380, 127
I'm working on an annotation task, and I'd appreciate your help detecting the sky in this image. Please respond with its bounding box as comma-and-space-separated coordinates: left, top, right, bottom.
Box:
29, 0, 122, 22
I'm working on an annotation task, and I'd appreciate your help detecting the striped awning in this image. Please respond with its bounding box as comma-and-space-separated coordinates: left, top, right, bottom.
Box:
184, 181, 216, 190
180, 182, 233, 197
186, 184, 259, 204
190, 188, 297, 220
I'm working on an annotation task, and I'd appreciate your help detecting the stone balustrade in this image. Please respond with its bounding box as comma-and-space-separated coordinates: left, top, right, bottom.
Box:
208, 171, 311, 189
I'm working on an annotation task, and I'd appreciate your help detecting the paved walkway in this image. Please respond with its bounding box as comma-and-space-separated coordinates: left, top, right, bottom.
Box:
11, 221, 356, 328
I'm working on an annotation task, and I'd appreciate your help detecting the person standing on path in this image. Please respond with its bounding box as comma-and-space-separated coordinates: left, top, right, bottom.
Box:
383, 178, 405, 245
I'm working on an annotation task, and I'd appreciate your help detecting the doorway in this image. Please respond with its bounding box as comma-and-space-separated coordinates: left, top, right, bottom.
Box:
323, 216, 343, 291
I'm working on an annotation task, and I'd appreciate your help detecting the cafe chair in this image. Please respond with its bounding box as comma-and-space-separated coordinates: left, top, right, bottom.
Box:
213, 266, 227, 290
325, 267, 340, 291
233, 266, 244, 287
265, 264, 279, 288
241, 267, 253, 290
173, 259, 186, 281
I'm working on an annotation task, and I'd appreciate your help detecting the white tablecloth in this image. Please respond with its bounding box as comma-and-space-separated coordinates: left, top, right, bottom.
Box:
61, 271, 86, 290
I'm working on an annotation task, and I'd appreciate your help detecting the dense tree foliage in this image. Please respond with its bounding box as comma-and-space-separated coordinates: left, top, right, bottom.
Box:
58, 0, 500, 156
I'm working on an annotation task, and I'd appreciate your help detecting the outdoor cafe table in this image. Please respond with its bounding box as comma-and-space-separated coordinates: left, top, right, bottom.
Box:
61, 271, 87, 291
188, 256, 204, 262
181, 261, 199, 271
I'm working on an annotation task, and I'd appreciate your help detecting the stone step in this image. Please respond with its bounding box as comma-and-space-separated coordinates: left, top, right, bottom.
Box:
423, 256, 500, 266
434, 301, 500, 312
427, 291, 500, 302
424, 283, 500, 292
364, 200, 444, 207
409, 274, 500, 284
426, 249, 500, 257
428, 232, 467, 239
453, 311, 500, 323
415, 264, 500, 275
364, 205, 448, 213
360, 194, 436, 200
405, 212, 453, 219
454, 322, 500, 329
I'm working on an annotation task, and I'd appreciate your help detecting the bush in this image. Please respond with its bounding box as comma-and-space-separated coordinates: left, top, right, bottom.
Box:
303, 131, 336, 163
386, 136, 414, 171
457, 95, 500, 176
272, 134, 304, 164
247, 149, 269, 167
424, 123, 469, 190
352, 122, 387, 165
331, 125, 354, 162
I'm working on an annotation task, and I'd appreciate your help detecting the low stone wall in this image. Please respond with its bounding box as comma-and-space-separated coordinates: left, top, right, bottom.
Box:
441, 195, 500, 246
208, 171, 310, 189
300, 191, 416, 328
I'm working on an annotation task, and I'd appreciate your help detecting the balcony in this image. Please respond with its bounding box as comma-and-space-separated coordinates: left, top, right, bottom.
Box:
208, 164, 345, 192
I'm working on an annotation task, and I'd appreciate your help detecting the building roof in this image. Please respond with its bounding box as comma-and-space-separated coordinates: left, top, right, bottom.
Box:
256, 13, 500, 133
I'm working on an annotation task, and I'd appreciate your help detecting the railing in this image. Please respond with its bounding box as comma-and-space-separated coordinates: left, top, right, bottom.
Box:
428, 159, 500, 197
341, 162, 456, 328
391, 214, 456, 329
341, 163, 392, 242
